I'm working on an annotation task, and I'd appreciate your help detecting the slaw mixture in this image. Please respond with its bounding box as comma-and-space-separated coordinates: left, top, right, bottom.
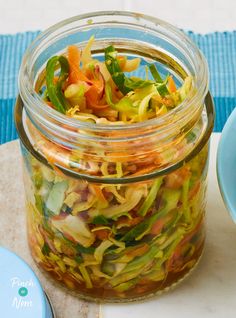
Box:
23, 37, 208, 300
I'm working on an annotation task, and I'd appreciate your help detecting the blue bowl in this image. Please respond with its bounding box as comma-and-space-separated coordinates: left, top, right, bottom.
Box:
217, 107, 236, 222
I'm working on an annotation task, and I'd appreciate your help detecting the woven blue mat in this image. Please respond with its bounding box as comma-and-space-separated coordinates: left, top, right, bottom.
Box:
1, 31, 236, 144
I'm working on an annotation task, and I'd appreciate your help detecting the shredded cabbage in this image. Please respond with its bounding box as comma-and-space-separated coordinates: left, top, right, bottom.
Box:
94, 240, 113, 263
97, 186, 145, 218
81, 35, 95, 67
138, 92, 156, 121
64, 192, 81, 208
51, 215, 95, 247
78, 264, 93, 288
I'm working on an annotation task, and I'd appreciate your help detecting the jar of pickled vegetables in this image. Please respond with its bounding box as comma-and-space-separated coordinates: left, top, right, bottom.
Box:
16, 12, 214, 302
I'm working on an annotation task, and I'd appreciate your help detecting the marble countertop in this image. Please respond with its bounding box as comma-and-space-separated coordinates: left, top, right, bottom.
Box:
1, 133, 236, 318
0, 141, 99, 318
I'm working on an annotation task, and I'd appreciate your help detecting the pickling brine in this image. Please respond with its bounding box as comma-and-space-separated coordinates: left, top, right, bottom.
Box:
22, 142, 208, 300
16, 12, 214, 301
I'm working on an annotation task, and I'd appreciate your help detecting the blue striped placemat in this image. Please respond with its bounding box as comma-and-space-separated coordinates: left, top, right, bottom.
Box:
0, 31, 236, 144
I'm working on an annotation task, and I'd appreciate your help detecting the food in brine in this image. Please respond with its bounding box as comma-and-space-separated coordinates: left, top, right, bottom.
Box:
23, 35, 208, 300
42, 36, 192, 123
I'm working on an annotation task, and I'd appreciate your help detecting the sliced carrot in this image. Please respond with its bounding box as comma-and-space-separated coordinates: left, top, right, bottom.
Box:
85, 66, 107, 109
90, 184, 107, 203
95, 229, 110, 240
168, 75, 177, 93
116, 216, 143, 228
126, 243, 149, 257
131, 165, 156, 177
68, 45, 89, 83
85, 86, 108, 109
67, 48, 105, 108
150, 219, 165, 235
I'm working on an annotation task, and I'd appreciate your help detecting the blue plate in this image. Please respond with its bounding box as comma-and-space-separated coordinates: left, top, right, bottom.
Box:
0, 246, 55, 318
217, 107, 236, 222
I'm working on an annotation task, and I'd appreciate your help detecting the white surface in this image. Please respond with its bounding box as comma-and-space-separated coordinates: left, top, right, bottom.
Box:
0, 0, 236, 34
102, 133, 236, 318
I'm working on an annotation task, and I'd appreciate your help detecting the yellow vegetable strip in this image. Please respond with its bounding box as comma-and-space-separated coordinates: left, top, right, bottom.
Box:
94, 240, 113, 263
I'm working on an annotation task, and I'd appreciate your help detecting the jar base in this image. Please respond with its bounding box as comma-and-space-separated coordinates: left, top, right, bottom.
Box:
29, 245, 204, 303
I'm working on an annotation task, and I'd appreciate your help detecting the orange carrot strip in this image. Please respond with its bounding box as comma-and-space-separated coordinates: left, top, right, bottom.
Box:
126, 244, 149, 257
116, 216, 143, 228
85, 86, 109, 109
68, 45, 89, 83
131, 165, 156, 176
85, 69, 107, 109
95, 229, 110, 240
90, 184, 107, 202
168, 75, 177, 93
150, 219, 165, 235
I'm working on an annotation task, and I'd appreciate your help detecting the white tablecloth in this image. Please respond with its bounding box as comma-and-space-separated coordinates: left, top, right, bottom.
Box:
0, 0, 236, 34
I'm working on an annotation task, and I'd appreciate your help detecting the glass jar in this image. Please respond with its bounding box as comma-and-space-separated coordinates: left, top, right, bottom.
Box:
16, 11, 214, 302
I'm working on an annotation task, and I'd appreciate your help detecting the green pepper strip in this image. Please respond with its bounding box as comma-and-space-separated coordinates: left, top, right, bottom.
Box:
105, 45, 132, 95
138, 177, 163, 216
149, 63, 169, 97
121, 245, 159, 274
121, 189, 181, 242
113, 278, 138, 292
92, 215, 109, 225
153, 228, 185, 270
46, 55, 70, 114
41, 243, 50, 256
76, 244, 95, 254
149, 64, 163, 83
110, 268, 144, 287
124, 77, 154, 89
121, 210, 164, 242
110, 246, 159, 287
34, 194, 43, 214
182, 178, 191, 223
78, 264, 93, 288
